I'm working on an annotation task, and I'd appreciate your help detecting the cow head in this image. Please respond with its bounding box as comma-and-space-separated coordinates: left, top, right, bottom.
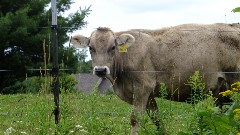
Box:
70, 27, 135, 79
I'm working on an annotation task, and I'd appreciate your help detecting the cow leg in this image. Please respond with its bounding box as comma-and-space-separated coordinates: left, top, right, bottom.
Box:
214, 77, 227, 109
130, 111, 138, 135
130, 95, 149, 135
205, 73, 230, 108
146, 95, 166, 134
214, 77, 232, 109
129, 73, 158, 135
130, 85, 152, 135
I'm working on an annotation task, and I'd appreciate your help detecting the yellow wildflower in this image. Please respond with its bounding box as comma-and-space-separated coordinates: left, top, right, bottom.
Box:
231, 82, 240, 88
233, 109, 240, 119
232, 88, 238, 91
233, 109, 240, 113
237, 133, 240, 135
219, 90, 233, 97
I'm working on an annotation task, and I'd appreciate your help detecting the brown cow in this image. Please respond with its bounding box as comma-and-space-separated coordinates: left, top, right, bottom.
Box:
71, 23, 240, 135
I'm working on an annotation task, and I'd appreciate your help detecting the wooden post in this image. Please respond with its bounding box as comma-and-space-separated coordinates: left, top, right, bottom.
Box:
51, 0, 60, 124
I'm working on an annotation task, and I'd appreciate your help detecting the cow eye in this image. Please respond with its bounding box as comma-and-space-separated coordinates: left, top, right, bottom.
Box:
108, 46, 115, 53
89, 46, 95, 52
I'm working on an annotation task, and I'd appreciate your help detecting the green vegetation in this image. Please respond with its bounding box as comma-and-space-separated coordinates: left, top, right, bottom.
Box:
190, 81, 240, 135
0, 0, 91, 92
179, 72, 240, 135
185, 71, 205, 104
232, 7, 240, 13
2, 73, 77, 94
0, 93, 132, 134
0, 93, 196, 135
1, 71, 240, 134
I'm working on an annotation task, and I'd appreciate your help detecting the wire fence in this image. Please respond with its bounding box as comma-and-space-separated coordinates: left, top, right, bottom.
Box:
1, 68, 240, 74
4, 25, 240, 31
0, 69, 72, 71
123, 70, 240, 74
3, 26, 83, 29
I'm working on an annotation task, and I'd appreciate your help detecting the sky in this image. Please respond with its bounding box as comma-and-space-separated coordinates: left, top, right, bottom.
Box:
67, 0, 240, 36
64, 0, 240, 60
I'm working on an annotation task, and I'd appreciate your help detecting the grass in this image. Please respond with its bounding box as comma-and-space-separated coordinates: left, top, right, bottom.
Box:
4, 71, 238, 134
0, 92, 197, 135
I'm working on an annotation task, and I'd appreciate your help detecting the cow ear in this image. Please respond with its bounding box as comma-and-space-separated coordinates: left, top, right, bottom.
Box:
70, 34, 90, 48
116, 34, 135, 47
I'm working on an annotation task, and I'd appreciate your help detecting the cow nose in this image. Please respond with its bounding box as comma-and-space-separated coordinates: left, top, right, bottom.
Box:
95, 67, 107, 76
93, 66, 110, 76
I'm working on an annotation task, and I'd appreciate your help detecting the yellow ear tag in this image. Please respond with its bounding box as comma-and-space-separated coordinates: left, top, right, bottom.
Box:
119, 44, 128, 52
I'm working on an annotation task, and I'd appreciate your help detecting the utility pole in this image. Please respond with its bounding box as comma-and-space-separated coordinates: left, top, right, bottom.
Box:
51, 0, 60, 124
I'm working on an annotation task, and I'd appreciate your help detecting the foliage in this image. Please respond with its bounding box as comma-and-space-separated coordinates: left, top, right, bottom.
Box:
232, 7, 240, 13
0, 94, 132, 135
2, 77, 48, 94
65, 48, 92, 73
1, 81, 25, 94
179, 72, 240, 134
0, 93, 197, 135
59, 73, 77, 93
159, 82, 168, 99
142, 71, 240, 134
58, 88, 80, 134
0, 0, 91, 92
79, 60, 92, 73
185, 71, 205, 104
186, 82, 240, 135
2, 74, 77, 94
3, 71, 240, 134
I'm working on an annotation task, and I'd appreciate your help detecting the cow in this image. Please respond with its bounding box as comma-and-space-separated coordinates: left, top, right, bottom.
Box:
70, 23, 240, 135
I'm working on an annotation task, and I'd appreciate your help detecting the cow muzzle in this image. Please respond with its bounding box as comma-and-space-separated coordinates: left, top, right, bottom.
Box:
93, 66, 110, 77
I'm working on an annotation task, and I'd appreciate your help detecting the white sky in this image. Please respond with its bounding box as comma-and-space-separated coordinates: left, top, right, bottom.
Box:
64, 0, 240, 60
67, 0, 240, 37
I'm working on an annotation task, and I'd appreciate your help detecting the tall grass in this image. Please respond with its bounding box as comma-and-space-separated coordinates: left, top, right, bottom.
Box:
1, 71, 240, 134
1, 93, 197, 134
0, 93, 133, 134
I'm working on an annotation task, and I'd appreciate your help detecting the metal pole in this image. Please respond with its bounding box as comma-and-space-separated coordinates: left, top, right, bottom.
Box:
51, 0, 60, 124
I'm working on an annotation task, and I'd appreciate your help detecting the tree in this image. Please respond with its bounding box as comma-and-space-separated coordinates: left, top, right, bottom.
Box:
0, 0, 91, 92
59, 47, 90, 73
232, 7, 240, 13
79, 60, 92, 73
75, 49, 92, 73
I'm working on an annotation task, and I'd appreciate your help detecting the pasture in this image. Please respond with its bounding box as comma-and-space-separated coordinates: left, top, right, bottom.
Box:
0, 92, 198, 135
1, 72, 240, 134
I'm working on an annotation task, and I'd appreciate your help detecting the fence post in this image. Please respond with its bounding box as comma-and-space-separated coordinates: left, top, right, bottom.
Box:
51, 0, 60, 124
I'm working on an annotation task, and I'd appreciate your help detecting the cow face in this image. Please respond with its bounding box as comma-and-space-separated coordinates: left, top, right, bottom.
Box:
70, 28, 135, 78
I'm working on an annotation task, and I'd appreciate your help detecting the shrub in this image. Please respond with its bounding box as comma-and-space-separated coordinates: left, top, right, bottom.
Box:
2, 77, 47, 94
2, 81, 25, 94
181, 81, 240, 135
2, 73, 77, 94
185, 71, 205, 104
59, 73, 78, 93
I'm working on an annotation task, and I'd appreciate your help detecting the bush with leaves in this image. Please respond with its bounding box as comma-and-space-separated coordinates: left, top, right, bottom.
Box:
180, 72, 240, 134
185, 71, 205, 104
2, 77, 49, 94
2, 73, 77, 94
59, 73, 77, 93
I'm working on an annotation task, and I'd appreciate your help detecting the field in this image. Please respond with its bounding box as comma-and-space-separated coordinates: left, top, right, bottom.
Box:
0, 92, 198, 135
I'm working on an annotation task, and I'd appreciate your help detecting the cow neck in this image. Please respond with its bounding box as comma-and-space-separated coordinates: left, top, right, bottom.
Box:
112, 52, 124, 82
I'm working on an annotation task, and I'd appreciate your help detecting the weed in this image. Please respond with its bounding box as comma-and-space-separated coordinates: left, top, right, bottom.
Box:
138, 114, 160, 135
159, 82, 168, 99
185, 71, 205, 104
56, 88, 81, 134
182, 79, 240, 135
4, 71, 240, 134
59, 73, 77, 93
